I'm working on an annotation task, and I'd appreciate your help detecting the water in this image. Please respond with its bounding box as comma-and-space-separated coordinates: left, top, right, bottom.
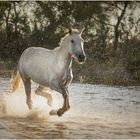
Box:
0, 77, 140, 138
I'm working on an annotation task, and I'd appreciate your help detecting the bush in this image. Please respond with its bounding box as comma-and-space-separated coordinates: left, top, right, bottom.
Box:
124, 38, 140, 80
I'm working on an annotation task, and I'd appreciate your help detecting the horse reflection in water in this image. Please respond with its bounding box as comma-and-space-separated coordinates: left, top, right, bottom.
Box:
10, 28, 86, 117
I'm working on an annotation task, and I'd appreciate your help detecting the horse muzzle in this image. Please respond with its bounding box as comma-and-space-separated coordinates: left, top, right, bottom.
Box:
77, 53, 86, 64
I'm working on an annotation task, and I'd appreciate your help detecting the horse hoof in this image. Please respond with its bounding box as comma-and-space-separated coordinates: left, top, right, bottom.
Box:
49, 110, 57, 115
57, 108, 63, 117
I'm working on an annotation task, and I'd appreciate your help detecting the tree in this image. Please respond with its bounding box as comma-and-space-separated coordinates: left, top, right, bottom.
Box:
113, 1, 129, 55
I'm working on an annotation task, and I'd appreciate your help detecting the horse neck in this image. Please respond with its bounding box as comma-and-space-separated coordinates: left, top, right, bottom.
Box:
59, 41, 72, 69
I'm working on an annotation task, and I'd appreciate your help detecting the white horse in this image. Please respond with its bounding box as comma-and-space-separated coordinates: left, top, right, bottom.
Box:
10, 28, 86, 117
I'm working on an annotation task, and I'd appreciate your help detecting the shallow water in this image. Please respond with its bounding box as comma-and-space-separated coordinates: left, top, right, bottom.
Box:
0, 77, 140, 139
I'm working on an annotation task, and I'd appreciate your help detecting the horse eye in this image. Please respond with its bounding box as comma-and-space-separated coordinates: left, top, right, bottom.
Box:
71, 39, 74, 43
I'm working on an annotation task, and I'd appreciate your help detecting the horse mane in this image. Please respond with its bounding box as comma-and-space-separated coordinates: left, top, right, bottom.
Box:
59, 29, 79, 45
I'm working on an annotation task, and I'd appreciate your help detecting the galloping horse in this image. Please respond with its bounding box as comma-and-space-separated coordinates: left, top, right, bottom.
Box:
10, 28, 86, 117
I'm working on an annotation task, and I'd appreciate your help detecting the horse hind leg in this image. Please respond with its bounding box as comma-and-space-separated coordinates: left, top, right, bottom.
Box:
22, 77, 32, 110
35, 86, 53, 107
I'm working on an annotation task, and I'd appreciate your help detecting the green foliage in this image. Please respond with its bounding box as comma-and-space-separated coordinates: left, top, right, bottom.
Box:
124, 38, 140, 80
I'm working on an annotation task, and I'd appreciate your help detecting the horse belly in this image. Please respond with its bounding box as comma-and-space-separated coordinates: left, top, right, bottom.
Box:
28, 65, 50, 86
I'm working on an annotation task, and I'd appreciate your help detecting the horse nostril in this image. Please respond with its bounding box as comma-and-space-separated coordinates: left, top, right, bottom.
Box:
79, 54, 82, 59
78, 54, 86, 62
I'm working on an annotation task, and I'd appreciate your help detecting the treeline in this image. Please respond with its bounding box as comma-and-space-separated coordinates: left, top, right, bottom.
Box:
0, 1, 140, 85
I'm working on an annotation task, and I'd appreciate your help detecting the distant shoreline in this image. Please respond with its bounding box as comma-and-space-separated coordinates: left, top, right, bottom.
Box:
0, 70, 139, 87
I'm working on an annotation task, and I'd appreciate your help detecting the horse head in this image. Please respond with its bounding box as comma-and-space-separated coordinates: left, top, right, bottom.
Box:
63, 28, 86, 64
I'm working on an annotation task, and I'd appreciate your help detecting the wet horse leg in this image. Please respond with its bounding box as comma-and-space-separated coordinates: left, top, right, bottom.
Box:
35, 86, 53, 106
57, 87, 70, 116
23, 78, 32, 110
49, 80, 70, 116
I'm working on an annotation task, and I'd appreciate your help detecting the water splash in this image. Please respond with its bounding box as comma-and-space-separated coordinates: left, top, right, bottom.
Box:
0, 86, 63, 120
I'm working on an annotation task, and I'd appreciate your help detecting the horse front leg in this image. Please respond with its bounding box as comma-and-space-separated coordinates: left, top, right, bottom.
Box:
57, 88, 70, 116
50, 85, 70, 117
35, 86, 53, 107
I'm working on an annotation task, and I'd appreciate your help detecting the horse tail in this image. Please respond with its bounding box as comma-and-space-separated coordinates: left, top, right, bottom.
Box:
10, 68, 21, 93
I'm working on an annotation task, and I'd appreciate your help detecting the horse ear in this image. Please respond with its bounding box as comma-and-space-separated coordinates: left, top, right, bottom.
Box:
69, 28, 72, 34
80, 28, 85, 35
